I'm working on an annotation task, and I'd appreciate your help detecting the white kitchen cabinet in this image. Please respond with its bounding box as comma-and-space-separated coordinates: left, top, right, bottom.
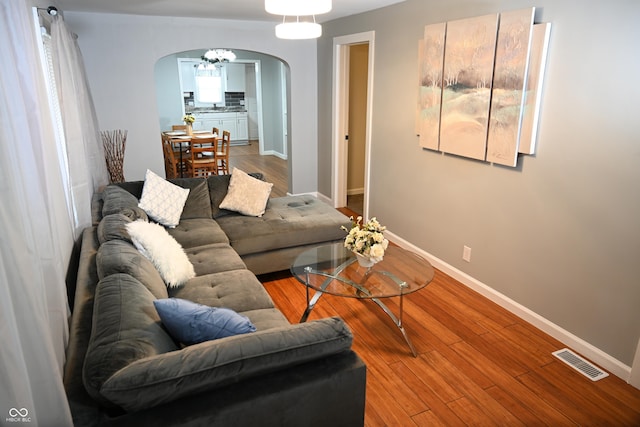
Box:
192, 119, 206, 131
179, 60, 197, 93
193, 112, 249, 142
224, 63, 246, 93
236, 113, 249, 141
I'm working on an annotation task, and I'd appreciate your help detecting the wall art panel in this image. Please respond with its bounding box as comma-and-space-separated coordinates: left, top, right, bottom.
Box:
439, 13, 498, 161
486, 8, 535, 166
519, 22, 551, 155
416, 22, 446, 151
416, 9, 549, 167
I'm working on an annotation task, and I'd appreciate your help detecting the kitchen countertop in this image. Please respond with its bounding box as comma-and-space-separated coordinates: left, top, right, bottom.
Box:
186, 108, 247, 114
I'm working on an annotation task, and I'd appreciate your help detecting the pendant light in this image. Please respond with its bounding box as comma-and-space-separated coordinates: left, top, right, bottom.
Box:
266, 0, 331, 40
265, 0, 331, 16
275, 16, 322, 40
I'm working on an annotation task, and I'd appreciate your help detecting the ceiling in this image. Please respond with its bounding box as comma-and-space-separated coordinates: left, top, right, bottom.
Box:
54, 0, 405, 23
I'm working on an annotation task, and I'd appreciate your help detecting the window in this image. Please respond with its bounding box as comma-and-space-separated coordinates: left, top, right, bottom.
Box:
195, 64, 223, 103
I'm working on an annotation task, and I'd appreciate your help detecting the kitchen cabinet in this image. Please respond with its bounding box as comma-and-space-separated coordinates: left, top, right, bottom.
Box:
236, 114, 249, 140
224, 63, 246, 93
179, 60, 197, 93
193, 112, 248, 143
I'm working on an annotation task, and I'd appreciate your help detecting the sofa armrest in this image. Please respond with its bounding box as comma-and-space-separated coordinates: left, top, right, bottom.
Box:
99, 317, 353, 412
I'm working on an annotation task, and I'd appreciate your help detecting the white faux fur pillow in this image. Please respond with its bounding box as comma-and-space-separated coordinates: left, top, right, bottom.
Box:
219, 167, 273, 217
125, 220, 195, 288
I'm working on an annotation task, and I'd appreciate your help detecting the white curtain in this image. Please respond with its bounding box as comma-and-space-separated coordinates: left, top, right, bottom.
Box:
0, 0, 105, 425
50, 12, 109, 238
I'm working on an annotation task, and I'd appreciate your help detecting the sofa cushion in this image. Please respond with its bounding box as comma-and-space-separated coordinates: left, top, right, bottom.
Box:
97, 213, 133, 244
138, 169, 190, 228
174, 179, 213, 220
117, 178, 214, 220
185, 243, 247, 276
216, 195, 351, 256
97, 239, 168, 300
219, 168, 273, 217
169, 269, 275, 313
126, 220, 195, 288
167, 218, 229, 249
83, 273, 179, 407
102, 185, 140, 217
153, 298, 256, 345
98, 317, 353, 412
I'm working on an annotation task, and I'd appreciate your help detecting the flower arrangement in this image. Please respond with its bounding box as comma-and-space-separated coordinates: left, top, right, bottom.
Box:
342, 216, 389, 263
183, 114, 195, 125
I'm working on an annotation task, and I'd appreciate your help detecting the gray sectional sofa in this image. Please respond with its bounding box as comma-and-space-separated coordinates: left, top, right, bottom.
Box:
64, 173, 367, 426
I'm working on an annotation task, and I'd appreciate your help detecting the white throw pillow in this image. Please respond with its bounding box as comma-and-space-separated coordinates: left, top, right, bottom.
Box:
219, 167, 273, 217
125, 220, 195, 288
138, 169, 189, 228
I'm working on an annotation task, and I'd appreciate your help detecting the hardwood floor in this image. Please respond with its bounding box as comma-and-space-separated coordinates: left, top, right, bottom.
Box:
258, 209, 640, 426
241, 145, 640, 425
229, 141, 288, 197
261, 270, 640, 426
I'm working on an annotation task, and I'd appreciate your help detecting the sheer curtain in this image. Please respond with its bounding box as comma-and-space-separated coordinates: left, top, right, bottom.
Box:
0, 0, 105, 425
50, 12, 109, 238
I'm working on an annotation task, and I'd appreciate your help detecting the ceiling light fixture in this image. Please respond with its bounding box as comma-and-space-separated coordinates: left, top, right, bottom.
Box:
265, 0, 332, 16
266, 0, 331, 40
201, 49, 236, 65
276, 16, 322, 40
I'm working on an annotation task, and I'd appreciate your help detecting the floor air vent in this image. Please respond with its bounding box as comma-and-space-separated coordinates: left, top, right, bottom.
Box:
552, 348, 609, 381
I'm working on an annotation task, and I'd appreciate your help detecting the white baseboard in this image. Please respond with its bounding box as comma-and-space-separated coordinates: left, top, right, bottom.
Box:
347, 188, 364, 196
630, 339, 640, 388
315, 192, 331, 204
385, 229, 634, 384
262, 149, 287, 160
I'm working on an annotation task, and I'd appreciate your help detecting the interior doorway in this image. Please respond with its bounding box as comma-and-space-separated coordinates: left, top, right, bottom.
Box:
332, 31, 375, 219
346, 43, 369, 215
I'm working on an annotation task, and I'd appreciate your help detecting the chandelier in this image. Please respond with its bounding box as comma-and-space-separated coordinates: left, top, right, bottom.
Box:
201, 49, 236, 65
265, 0, 332, 40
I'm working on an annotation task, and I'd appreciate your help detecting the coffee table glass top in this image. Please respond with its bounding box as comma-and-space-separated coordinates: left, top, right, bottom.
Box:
291, 243, 434, 299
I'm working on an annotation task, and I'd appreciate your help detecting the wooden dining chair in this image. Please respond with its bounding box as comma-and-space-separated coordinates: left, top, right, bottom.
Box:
216, 130, 231, 175
172, 124, 187, 131
162, 136, 179, 179
186, 136, 218, 178
212, 127, 219, 136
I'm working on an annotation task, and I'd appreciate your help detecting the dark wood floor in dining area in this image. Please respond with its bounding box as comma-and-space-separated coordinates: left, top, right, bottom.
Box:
235, 142, 640, 426
228, 141, 288, 197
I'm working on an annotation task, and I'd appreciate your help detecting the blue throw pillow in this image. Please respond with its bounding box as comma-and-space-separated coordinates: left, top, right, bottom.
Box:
153, 298, 256, 345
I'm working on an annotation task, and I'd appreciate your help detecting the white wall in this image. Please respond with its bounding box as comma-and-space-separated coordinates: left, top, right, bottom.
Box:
65, 11, 317, 194
318, 0, 640, 375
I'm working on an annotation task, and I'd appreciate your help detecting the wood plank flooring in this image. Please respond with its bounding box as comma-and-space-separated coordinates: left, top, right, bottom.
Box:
240, 142, 640, 426
229, 142, 288, 197
260, 264, 640, 426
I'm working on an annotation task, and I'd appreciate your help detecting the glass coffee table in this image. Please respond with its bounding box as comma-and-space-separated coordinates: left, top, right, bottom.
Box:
291, 242, 435, 357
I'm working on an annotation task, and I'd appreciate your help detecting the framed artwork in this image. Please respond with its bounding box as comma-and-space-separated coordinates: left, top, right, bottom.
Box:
417, 22, 446, 151
486, 8, 535, 166
439, 13, 498, 161
519, 23, 551, 155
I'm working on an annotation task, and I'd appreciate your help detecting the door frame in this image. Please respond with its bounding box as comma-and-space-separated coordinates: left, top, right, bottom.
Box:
331, 31, 375, 218
233, 59, 265, 151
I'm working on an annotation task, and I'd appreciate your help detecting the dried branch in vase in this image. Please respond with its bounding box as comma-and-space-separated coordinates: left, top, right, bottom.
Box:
101, 129, 127, 183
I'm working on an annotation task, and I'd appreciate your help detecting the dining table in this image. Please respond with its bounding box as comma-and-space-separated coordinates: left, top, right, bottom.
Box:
162, 130, 218, 178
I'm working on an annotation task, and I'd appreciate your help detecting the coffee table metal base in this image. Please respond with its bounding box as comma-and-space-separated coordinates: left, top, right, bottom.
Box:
299, 264, 418, 357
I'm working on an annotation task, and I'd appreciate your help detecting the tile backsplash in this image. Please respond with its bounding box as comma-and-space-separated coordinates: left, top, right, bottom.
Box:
183, 92, 245, 111
225, 92, 245, 108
